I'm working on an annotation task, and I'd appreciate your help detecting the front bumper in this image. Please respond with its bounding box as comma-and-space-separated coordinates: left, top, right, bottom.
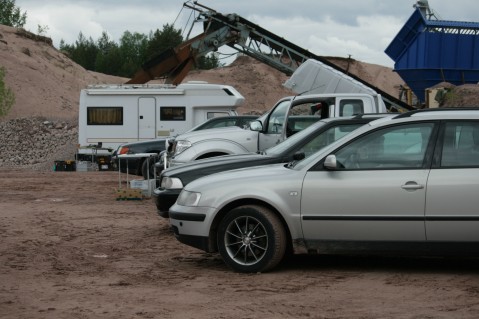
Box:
169, 204, 216, 250
152, 187, 181, 218
170, 225, 212, 252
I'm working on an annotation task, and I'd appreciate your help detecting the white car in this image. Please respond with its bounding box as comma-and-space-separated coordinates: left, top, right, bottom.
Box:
169, 108, 479, 272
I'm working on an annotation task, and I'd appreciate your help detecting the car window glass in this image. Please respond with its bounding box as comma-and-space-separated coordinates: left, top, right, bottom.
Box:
205, 119, 237, 129
266, 100, 290, 134
441, 121, 479, 167
265, 120, 326, 155
206, 112, 229, 119
288, 117, 320, 132
339, 99, 364, 116
299, 124, 364, 158
334, 123, 434, 169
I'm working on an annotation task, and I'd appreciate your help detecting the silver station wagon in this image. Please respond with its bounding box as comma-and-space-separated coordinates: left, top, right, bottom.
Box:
169, 109, 479, 272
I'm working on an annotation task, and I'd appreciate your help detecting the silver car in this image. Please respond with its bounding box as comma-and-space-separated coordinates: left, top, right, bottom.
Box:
169, 109, 479, 272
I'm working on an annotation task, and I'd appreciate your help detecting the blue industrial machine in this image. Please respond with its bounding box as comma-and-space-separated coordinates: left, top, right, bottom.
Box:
385, 0, 479, 103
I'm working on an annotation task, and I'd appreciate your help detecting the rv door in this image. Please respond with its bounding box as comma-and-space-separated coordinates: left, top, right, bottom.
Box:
139, 98, 156, 139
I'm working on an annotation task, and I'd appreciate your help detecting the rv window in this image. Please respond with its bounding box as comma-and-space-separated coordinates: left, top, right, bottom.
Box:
160, 107, 186, 121
87, 107, 123, 125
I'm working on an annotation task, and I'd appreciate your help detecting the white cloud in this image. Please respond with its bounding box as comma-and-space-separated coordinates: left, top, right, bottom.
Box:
18, 0, 181, 46
14, 0, 479, 67
244, 14, 404, 67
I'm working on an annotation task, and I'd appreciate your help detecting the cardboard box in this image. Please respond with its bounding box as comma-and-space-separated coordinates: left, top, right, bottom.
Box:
116, 188, 143, 200
129, 179, 156, 197
76, 161, 97, 172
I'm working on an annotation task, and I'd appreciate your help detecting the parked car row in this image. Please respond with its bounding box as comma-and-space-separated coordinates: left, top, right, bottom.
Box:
153, 114, 389, 218
164, 93, 385, 168
112, 115, 258, 178
158, 108, 479, 273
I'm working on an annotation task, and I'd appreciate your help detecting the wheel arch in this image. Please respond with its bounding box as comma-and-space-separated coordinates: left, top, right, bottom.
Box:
208, 198, 293, 254
196, 152, 229, 160
178, 138, 256, 162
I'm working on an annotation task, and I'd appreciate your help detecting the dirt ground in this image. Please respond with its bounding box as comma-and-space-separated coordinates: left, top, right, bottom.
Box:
1, 169, 479, 319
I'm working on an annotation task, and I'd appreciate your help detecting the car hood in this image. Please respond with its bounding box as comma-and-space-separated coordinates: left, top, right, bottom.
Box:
183, 163, 296, 193
173, 126, 249, 142
164, 153, 266, 174
162, 153, 279, 185
121, 137, 168, 148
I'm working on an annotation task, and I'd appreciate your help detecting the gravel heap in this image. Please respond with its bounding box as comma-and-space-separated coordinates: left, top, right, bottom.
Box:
0, 117, 78, 171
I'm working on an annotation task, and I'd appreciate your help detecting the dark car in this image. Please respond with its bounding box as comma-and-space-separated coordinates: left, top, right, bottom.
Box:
153, 114, 390, 217
113, 138, 168, 175
113, 115, 258, 178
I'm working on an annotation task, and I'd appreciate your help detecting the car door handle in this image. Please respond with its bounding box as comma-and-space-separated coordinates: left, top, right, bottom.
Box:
401, 182, 424, 190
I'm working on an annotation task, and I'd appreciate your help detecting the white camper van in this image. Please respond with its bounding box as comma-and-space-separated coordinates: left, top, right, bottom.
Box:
77, 82, 245, 160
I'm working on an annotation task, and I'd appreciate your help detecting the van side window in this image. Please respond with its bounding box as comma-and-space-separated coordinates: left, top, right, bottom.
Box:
339, 100, 364, 116
87, 107, 123, 125
160, 107, 186, 121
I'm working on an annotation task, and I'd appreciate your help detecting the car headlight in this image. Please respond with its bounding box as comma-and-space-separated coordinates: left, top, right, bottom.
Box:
174, 140, 191, 155
161, 176, 184, 189
177, 190, 201, 207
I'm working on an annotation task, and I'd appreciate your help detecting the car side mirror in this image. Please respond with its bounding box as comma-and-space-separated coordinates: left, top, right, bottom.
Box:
166, 138, 175, 152
250, 120, 263, 132
323, 154, 338, 170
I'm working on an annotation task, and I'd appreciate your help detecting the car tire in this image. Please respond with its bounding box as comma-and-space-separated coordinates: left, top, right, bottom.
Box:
217, 205, 286, 273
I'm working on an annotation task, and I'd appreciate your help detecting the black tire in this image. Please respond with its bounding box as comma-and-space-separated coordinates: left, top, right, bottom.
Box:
217, 205, 286, 273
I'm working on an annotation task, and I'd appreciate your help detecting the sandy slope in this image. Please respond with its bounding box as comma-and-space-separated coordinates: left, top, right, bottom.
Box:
0, 26, 127, 121
0, 24, 406, 121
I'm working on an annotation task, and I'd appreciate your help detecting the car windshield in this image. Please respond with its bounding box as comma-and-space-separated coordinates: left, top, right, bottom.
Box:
264, 119, 327, 155
291, 121, 376, 170
265, 120, 364, 160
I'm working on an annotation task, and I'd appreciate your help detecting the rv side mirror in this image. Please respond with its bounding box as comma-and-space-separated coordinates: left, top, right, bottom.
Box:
324, 154, 338, 170
250, 120, 263, 132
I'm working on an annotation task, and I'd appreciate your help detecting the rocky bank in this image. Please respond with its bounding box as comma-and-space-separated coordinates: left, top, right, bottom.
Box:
0, 117, 78, 171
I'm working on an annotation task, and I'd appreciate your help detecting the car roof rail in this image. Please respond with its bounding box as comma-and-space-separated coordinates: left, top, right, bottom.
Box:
393, 107, 479, 119
352, 113, 392, 119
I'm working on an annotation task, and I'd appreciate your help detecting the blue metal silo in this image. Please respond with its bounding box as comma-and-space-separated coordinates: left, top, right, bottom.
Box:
385, 1, 479, 103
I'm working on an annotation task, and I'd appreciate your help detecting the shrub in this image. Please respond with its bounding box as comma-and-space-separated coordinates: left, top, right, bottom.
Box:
0, 67, 15, 117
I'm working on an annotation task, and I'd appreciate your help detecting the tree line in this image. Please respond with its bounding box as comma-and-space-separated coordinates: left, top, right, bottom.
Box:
1, 0, 221, 80
59, 24, 222, 78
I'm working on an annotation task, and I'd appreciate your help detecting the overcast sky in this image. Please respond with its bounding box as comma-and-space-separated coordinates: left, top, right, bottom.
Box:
15, 0, 479, 67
